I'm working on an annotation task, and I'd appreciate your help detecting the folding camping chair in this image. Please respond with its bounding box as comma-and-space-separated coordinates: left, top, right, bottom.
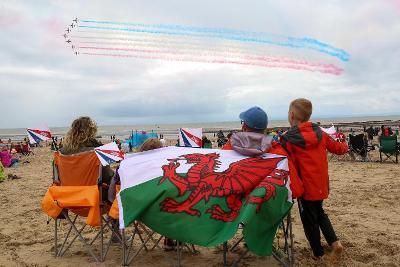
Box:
21, 143, 34, 156
203, 142, 213, 148
222, 211, 294, 267
50, 151, 120, 262
379, 135, 398, 163
120, 218, 198, 266
348, 134, 374, 162
14, 144, 23, 155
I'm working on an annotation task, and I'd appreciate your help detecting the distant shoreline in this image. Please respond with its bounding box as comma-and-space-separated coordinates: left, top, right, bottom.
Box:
1, 114, 399, 131
1, 116, 399, 141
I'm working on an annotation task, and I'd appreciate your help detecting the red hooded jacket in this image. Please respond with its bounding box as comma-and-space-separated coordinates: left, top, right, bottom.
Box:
281, 122, 348, 201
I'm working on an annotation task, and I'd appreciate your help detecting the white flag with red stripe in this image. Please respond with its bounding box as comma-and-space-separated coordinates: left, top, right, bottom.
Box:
179, 128, 202, 148
26, 127, 52, 144
94, 142, 125, 166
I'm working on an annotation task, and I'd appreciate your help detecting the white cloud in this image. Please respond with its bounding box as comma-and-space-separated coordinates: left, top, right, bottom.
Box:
1, 0, 399, 128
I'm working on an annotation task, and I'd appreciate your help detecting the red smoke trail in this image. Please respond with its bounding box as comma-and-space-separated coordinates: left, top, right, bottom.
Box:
80, 48, 342, 75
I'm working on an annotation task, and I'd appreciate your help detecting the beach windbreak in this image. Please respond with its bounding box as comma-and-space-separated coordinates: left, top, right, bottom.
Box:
118, 146, 292, 256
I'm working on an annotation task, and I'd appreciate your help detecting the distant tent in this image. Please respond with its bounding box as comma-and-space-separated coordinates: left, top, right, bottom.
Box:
27, 127, 52, 144
178, 128, 202, 148
126, 131, 158, 148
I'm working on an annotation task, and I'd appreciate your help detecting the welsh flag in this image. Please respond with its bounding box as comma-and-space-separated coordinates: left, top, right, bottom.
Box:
117, 147, 292, 256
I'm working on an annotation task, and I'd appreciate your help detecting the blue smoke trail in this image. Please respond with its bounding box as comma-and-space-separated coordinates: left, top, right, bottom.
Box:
80, 20, 350, 62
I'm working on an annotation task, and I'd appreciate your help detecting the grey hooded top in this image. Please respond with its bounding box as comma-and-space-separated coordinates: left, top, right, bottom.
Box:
230, 132, 273, 156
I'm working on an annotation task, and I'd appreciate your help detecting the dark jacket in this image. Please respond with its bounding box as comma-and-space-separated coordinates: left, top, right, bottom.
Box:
281, 122, 348, 200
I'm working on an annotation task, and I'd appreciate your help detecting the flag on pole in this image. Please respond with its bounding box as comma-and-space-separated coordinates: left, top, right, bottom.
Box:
117, 146, 292, 256
178, 128, 202, 147
26, 127, 52, 144
94, 142, 124, 166
321, 125, 341, 140
320, 125, 336, 136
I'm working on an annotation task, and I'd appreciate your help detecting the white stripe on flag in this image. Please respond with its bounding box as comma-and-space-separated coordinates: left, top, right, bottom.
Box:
118, 146, 286, 191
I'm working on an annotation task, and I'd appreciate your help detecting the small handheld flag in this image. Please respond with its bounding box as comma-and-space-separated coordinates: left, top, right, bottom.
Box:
320, 125, 337, 139
94, 142, 124, 166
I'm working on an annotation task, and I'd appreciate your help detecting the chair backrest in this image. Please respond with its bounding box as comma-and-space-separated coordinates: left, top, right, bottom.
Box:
54, 151, 102, 186
15, 145, 23, 153
349, 134, 366, 149
203, 142, 212, 149
380, 135, 397, 154
22, 144, 30, 152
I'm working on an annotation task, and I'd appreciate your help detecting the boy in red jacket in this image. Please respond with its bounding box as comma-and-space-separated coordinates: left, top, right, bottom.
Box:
281, 98, 348, 261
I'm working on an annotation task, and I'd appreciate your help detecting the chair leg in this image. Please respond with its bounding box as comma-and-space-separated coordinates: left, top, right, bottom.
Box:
230, 237, 244, 252
125, 226, 155, 266
122, 229, 127, 266
58, 214, 80, 257
223, 241, 228, 267
137, 223, 163, 251
54, 218, 58, 257
149, 235, 163, 250
100, 215, 104, 262
380, 151, 382, 162
63, 213, 100, 262
288, 212, 294, 266
101, 217, 124, 261
59, 223, 86, 257
177, 241, 182, 267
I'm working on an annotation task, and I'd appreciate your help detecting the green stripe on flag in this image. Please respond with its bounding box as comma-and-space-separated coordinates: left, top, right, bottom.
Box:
120, 175, 292, 256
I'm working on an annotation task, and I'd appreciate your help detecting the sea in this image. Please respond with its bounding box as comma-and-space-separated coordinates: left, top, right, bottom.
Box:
0, 115, 399, 141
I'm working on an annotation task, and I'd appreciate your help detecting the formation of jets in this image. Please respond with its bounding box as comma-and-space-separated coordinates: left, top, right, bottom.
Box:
63, 18, 79, 55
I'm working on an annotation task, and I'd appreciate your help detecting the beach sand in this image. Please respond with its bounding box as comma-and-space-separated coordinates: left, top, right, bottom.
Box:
0, 145, 399, 267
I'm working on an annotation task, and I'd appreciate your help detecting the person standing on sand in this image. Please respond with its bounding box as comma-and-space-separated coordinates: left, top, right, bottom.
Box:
281, 98, 348, 262
159, 135, 167, 147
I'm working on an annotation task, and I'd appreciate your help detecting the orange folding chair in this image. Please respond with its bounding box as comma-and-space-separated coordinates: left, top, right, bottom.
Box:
42, 151, 120, 262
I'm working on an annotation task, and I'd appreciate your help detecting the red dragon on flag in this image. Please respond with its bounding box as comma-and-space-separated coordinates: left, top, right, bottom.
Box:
159, 152, 288, 222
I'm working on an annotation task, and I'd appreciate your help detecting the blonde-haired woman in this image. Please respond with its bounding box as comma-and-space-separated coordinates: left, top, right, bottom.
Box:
60, 116, 114, 184
62, 116, 100, 154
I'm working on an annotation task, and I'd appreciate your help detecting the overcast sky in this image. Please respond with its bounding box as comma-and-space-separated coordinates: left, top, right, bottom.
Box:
1, 0, 399, 128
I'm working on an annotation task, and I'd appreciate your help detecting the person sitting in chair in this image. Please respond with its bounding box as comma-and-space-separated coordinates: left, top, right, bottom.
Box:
0, 147, 19, 167
60, 116, 114, 185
